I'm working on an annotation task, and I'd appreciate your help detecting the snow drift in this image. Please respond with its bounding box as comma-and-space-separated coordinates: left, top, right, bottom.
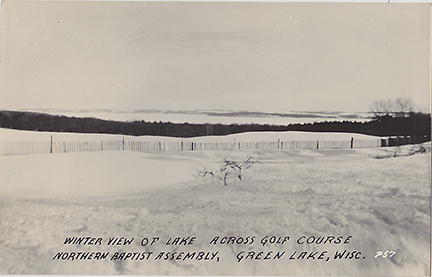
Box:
0, 130, 429, 276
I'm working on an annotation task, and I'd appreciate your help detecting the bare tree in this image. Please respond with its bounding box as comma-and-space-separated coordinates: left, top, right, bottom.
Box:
370, 99, 394, 118
370, 98, 415, 118
394, 98, 415, 117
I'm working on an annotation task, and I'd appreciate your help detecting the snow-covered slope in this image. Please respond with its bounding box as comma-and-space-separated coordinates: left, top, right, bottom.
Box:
0, 132, 429, 276
0, 127, 383, 142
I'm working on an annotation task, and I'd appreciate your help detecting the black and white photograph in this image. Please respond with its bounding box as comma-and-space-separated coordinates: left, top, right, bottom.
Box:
0, 1, 430, 276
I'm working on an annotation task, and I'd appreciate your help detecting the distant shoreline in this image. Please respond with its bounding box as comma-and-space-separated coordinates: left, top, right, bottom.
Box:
0, 110, 430, 143
3, 109, 371, 126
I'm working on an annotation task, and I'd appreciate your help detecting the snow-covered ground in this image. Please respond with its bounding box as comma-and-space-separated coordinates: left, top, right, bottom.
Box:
0, 127, 383, 142
0, 130, 430, 276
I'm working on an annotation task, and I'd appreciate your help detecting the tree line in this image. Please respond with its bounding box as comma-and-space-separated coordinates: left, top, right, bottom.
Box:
0, 109, 430, 142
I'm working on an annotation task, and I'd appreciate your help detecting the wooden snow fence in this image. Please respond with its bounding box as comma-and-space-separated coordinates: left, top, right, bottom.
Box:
0, 141, 52, 155
0, 140, 124, 155
0, 137, 383, 156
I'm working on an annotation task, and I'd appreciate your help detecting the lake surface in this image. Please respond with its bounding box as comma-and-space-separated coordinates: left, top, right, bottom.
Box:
25, 109, 371, 125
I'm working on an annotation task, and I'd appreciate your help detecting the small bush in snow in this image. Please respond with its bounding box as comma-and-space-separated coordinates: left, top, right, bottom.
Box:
373, 144, 429, 159
199, 155, 260, 186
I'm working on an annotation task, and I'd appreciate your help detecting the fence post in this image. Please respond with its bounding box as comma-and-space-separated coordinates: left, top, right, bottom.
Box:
351, 137, 354, 149
277, 139, 280, 149
122, 137, 125, 150
316, 140, 319, 149
50, 135, 53, 153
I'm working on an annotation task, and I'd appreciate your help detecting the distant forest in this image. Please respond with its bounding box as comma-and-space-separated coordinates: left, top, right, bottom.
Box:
0, 110, 430, 141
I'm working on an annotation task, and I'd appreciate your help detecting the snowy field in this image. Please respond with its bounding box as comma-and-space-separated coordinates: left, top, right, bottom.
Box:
0, 127, 383, 142
0, 130, 430, 276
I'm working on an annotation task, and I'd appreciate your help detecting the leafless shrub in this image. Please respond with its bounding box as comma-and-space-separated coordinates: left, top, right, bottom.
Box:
198, 166, 216, 183
408, 145, 427, 155
373, 145, 428, 159
199, 155, 261, 186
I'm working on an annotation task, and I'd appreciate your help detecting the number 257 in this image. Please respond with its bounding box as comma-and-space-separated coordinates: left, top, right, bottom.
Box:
375, 251, 396, 258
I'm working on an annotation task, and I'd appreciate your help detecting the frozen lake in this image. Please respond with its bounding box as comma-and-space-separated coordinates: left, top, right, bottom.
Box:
22, 109, 371, 125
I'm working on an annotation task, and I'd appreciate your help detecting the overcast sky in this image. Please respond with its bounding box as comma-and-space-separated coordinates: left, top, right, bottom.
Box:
1, 2, 430, 113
